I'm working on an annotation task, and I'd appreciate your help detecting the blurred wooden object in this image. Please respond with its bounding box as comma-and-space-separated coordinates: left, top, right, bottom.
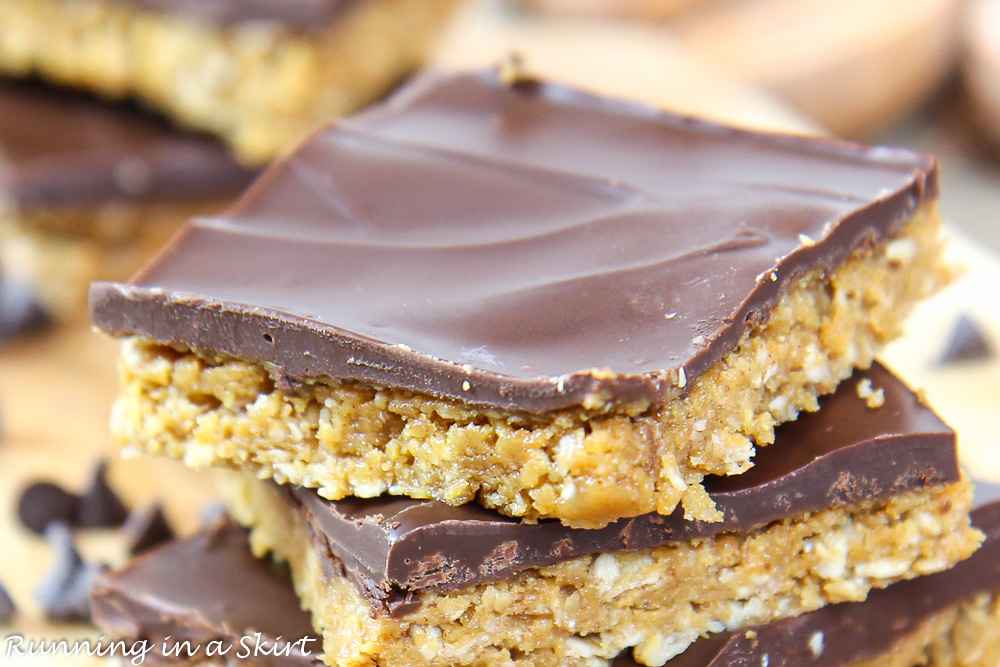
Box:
432, 1, 821, 135
965, 0, 1000, 148
672, 0, 963, 138
520, 0, 697, 22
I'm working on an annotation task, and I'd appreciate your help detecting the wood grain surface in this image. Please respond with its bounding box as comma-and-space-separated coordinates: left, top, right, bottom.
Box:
0, 2, 997, 665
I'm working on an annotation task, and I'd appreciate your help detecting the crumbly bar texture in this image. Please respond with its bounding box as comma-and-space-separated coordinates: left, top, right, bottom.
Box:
219, 473, 980, 667
0, 0, 459, 165
0, 200, 217, 320
108, 661, 267, 667
114, 206, 947, 527
853, 594, 1000, 667
930, 593, 1000, 666
101, 599, 1000, 667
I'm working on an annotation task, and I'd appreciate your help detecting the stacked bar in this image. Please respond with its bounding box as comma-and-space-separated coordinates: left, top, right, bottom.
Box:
92, 482, 1000, 667
90, 70, 983, 666
0, 0, 459, 322
95, 70, 949, 527
0, 0, 461, 165
0, 79, 252, 320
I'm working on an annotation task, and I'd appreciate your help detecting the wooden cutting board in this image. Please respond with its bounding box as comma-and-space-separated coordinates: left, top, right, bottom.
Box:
0, 3, 997, 665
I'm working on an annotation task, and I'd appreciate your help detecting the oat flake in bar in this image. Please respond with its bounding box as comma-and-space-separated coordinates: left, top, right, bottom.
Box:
92, 69, 949, 527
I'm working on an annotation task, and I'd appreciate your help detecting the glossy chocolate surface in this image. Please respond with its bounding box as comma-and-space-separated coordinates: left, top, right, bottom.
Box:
286, 363, 957, 611
0, 79, 254, 208
90, 70, 939, 415
91, 521, 321, 667
124, 0, 352, 26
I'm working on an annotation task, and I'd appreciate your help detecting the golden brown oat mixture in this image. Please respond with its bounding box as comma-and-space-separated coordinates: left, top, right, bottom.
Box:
0, 0, 460, 164
219, 473, 981, 667
922, 594, 1000, 666
857, 594, 1000, 667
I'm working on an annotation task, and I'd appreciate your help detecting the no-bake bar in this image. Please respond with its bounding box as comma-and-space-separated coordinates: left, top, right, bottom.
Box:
90, 484, 1000, 667
214, 364, 982, 666
92, 70, 949, 527
0, 79, 253, 319
0, 0, 460, 164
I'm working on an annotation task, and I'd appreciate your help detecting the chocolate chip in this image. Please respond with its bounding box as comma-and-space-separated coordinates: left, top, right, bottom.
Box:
0, 280, 50, 340
35, 523, 106, 623
123, 504, 175, 556
200, 501, 228, 526
17, 482, 79, 535
75, 461, 129, 529
939, 314, 994, 364
0, 579, 16, 624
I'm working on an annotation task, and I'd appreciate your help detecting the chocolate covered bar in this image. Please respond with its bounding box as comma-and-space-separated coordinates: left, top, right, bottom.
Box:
94, 520, 321, 667
0, 79, 253, 319
92, 69, 950, 527
0, 0, 460, 164
90, 485, 1000, 667
215, 364, 982, 666
655, 484, 1000, 666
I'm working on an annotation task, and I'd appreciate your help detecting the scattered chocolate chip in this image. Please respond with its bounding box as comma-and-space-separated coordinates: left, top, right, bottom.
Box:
939, 314, 995, 364
0, 280, 50, 340
200, 501, 227, 526
17, 481, 79, 535
0, 579, 16, 624
75, 461, 129, 529
122, 503, 175, 556
35, 523, 106, 623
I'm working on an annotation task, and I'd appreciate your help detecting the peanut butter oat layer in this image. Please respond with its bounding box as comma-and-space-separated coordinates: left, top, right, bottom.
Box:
210, 366, 981, 667
92, 486, 1000, 667
0, 79, 253, 320
0, 0, 460, 165
651, 483, 1000, 667
221, 479, 977, 667
92, 70, 947, 527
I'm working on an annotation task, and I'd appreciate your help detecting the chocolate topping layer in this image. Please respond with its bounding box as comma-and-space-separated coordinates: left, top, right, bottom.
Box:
90, 70, 939, 415
123, 0, 353, 27
285, 363, 957, 610
92, 482, 1000, 667
91, 521, 320, 667
0, 79, 254, 208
